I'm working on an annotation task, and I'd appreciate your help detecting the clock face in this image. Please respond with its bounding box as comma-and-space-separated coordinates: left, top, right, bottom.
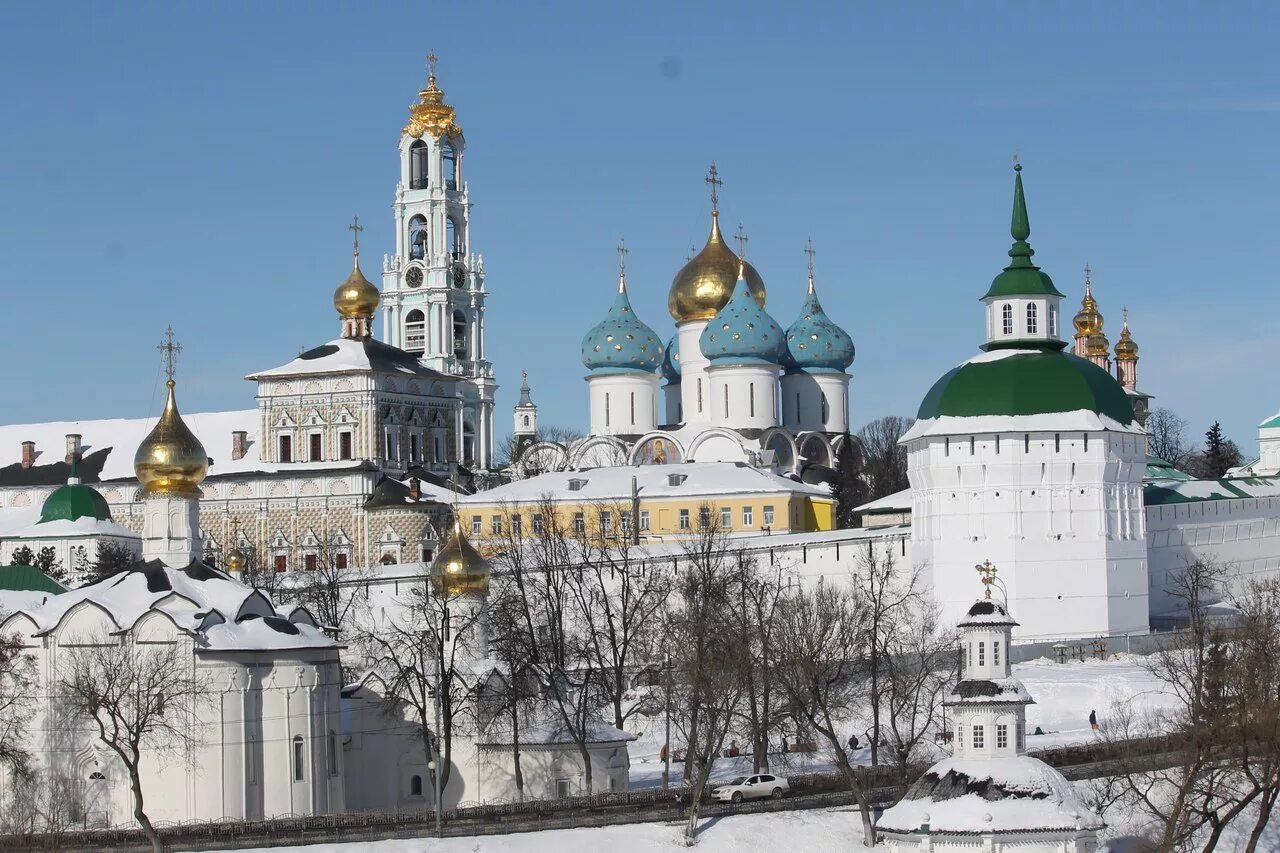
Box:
405, 266, 424, 288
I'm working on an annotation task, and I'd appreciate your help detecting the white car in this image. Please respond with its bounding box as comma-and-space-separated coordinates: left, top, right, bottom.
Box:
711, 773, 790, 803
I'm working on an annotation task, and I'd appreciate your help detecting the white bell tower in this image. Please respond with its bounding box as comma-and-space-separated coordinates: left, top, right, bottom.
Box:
381, 53, 497, 469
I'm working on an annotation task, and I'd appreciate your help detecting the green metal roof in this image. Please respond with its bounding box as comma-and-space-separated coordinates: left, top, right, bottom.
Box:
38, 482, 112, 524
1144, 475, 1280, 506
981, 166, 1066, 301
1261, 412, 1280, 429
917, 349, 1136, 424
1145, 455, 1194, 482
0, 565, 66, 594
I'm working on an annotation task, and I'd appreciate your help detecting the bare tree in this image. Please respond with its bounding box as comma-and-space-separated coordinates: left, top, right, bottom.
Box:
879, 597, 955, 793
283, 532, 372, 636
1147, 407, 1196, 469
731, 553, 786, 773
499, 424, 587, 472
0, 623, 34, 777
58, 635, 208, 853
772, 580, 878, 847
0, 767, 85, 836
857, 415, 915, 501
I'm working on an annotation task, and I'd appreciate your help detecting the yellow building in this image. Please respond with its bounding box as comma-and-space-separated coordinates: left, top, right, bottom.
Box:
456, 462, 833, 545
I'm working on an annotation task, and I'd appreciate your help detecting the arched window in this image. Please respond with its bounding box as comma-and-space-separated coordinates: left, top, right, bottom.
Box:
446, 217, 462, 260
411, 774, 423, 796
328, 729, 338, 774
462, 420, 476, 466
821, 392, 829, 423
1048, 303, 1057, 336
1001, 304, 1013, 335
452, 310, 468, 359
408, 216, 428, 261
523, 415, 530, 427
409, 141, 430, 189
1026, 303, 1038, 334
292, 735, 305, 781
405, 309, 426, 355
442, 141, 457, 190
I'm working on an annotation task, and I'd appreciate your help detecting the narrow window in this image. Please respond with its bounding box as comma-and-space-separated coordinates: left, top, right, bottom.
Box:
309, 433, 323, 462
411, 775, 423, 796
995, 434, 1000, 454
639, 510, 651, 530
339, 431, 353, 460
1048, 304, 1058, 336
605, 392, 611, 428
945, 437, 950, 456
600, 512, 612, 534
820, 392, 829, 423
409, 141, 429, 189
1017, 721, 1025, 750
749, 384, 755, 418
1055, 433, 1061, 453
743, 506, 754, 527
1083, 433, 1089, 452
511, 514, 522, 535
630, 392, 635, 425
679, 509, 690, 530
1024, 434, 1030, 453
997, 724, 1008, 750
620, 513, 630, 533
720, 507, 732, 527
442, 140, 458, 191
1001, 303, 1013, 335
763, 506, 775, 527
795, 392, 801, 422
1026, 302, 1038, 334
336, 552, 348, 570
404, 309, 426, 354
304, 553, 317, 571
698, 507, 711, 529
293, 735, 305, 781
409, 433, 420, 464
328, 730, 338, 775
471, 515, 481, 535
993, 640, 1001, 666
978, 641, 985, 666
967, 643, 972, 669
278, 434, 292, 463
274, 554, 287, 573
532, 514, 544, 535
697, 379, 703, 413
970, 436, 975, 455
491, 515, 502, 535
573, 512, 585, 534
724, 385, 729, 419
972, 725, 984, 749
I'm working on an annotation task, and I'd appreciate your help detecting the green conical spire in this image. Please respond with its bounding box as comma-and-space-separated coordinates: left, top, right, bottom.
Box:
982, 161, 1064, 301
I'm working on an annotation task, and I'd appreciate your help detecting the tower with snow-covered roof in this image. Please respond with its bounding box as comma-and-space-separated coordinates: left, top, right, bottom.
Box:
902, 164, 1149, 640
877, 582, 1103, 851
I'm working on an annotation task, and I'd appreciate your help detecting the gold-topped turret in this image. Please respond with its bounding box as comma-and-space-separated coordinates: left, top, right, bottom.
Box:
668, 164, 765, 322
403, 51, 462, 139
1114, 308, 1138, 359
334, 216, 380, 337
429, 519, 491, 597
1072, 263, 1104, 338
134, 380, 209, 497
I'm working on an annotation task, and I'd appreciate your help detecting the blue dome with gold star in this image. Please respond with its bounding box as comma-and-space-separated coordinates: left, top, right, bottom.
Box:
699, 273, 786, 366
783, 277, 855, 374
581, 276, 664, 374
662, 334, 681, 383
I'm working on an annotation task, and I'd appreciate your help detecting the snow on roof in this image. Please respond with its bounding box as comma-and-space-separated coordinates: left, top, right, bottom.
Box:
1144, 475, 1280, 506
461, 462, 829, 506
247, 337, 450, 380
946, 677, 1034, 706
876, 756, 1102, 835
902, 410, 1144, 443
7, 516, 140, 542
0, 506, 41, 536
5, 561, 337, 652
0, 407, 259, 483
853, 487, 911, 514
478, 716, 636, 747
0, 589, 58, 615
957, 599, 1019, 627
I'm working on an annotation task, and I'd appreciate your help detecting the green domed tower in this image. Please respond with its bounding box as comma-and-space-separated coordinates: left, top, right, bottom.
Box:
901, 163, 1148, 642
38, 463, 113, 525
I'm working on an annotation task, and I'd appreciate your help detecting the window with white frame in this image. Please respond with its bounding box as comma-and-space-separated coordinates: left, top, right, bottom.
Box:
997, 723, 1008, 749
293, 735, 305, 781
678, 509, 690, 530
720, 507, 732, 528
1048, 303, 1057, 336
600, 512, 613, 535
532, 514, 544, 535
1026, 302, 1038, 334
1001, 303, 1013, 335
993, 640, 1001, 666
978, 641, 985, 666
573, 512, 585, 534
491, 515, 502, 535
639, 510, 651, 530
972, 724, 984, 749
742, 506, 754, 527
763, 505, 775, 527
511, 514, 522, 535
471, 515, 482, 535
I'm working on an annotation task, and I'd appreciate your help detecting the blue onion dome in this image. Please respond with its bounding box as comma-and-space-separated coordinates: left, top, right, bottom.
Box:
783, 274, 855, 373
580, 274, 664, 374
662, 334, 681, 383
699, 270, 786, 366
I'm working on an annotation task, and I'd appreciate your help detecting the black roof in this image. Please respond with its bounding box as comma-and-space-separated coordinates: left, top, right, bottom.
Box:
0, 447, 111, 487
297, 338, 450, 379
903, 766, 1050, 804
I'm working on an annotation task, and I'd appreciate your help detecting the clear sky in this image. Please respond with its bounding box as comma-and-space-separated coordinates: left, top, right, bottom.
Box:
3, 2, 1277, 453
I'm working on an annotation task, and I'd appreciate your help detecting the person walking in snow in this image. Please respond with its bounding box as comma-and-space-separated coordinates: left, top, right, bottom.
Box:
1089, 709, 1099, 731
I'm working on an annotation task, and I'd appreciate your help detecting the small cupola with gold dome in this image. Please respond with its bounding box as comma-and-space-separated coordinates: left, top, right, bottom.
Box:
1073, 263, 1112, 371
1114, 307, 1144, 413
334, 216, 380, 339
430, 518, 490, 598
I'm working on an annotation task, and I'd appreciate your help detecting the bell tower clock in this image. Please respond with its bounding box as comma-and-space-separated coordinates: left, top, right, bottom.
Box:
380, 53, 496, 470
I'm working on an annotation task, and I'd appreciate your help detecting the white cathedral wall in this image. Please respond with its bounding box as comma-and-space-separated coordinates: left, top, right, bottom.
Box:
1145, 496, 1280, 618
587, 373, 659, 436
780, 371, 849, 433
677, 321, 712, 425
1259, 427, 1280, 473
908, 429, 1149, 641
706, 364, 779, 431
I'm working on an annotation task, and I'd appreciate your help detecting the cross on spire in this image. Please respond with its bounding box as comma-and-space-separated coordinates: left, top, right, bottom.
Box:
805, 238, 816, 277
617, 237, 629, 276
349, 215, 364, 259
1122, 305, 1129, 326
733, 223, 748, 259
975, 560, 998, 600
1084, 262, 1092, 295
705, 162, 723, 213
158, 325, 182, 383
427, 50, 438, 79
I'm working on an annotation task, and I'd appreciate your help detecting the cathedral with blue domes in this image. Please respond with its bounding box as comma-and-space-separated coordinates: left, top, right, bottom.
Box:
513, 166, 856, 483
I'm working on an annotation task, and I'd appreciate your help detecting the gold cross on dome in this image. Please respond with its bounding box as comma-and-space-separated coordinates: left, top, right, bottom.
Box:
427, 50, 438, 78
733, 224, 748, 259
617, 237, 629, 276
349, 215, 364, 256
975, 560, 998, 599
805, 238, 816, 276
705, 162, 723, 213
158, 325, 182, 383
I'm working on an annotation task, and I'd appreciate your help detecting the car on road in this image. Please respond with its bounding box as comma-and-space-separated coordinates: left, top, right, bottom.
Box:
711, 774, 789, 803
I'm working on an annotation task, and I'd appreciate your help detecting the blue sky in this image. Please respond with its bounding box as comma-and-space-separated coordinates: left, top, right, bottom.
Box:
3, 2, 1277, 452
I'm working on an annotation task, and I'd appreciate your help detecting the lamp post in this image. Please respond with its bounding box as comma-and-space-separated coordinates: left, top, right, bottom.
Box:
662, 650, 672, 790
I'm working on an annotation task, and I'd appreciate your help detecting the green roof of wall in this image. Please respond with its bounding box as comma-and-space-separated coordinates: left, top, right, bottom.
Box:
0, 565, 66, 594
1261, 412, 1280, 429
1144, 476, 1280, 506
916, 349, 1136, 424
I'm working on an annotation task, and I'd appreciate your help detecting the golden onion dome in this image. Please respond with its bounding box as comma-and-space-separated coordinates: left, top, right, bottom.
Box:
1086, 331, 1110, 357
333, 258, 380, 319
429, 519, 490, 597
1114, 321, 1138, 359
134, 380, 208, 496
224, 548, 247, 572
668, 213, 766, 322
1073, 292, 1103, 337
404, 72, 461, 139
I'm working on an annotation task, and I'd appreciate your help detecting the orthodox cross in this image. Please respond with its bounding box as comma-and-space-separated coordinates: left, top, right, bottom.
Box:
1122, 305, 1129, 325
349, 215, 364, 257
1084, 262, 1092, 290
521, 369, 528, 384
705, 162, 722, 213
805, 238, 816, 277
975, 560, 998, 600
158, 326, 182, 383
427, 50, 438, 79
733, 224, 748, 259
617, 237, 629, 276
686, 244, 697, 262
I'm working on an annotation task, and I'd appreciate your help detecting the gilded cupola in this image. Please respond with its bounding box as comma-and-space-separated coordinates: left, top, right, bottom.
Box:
333, 217, 380, 338
134, 379, 209, 497
224, 547, 247, 572
1114, 310, 1138, 360
1073, 264, 1104, 338
403, 51, 462, 140
669, 165, 765, 322
429, 519, 491, 597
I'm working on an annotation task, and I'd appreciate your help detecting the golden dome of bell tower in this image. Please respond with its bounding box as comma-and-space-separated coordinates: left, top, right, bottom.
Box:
668, 163, 766, 322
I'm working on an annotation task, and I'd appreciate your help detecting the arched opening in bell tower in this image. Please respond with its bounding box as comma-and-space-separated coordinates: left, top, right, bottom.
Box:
409, 140, 430, 190
452, 310, 469, 360
446, 217, 462, 261
442, 140, 457, 190
408, 216, 428, 261
404, 309, 426, 355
